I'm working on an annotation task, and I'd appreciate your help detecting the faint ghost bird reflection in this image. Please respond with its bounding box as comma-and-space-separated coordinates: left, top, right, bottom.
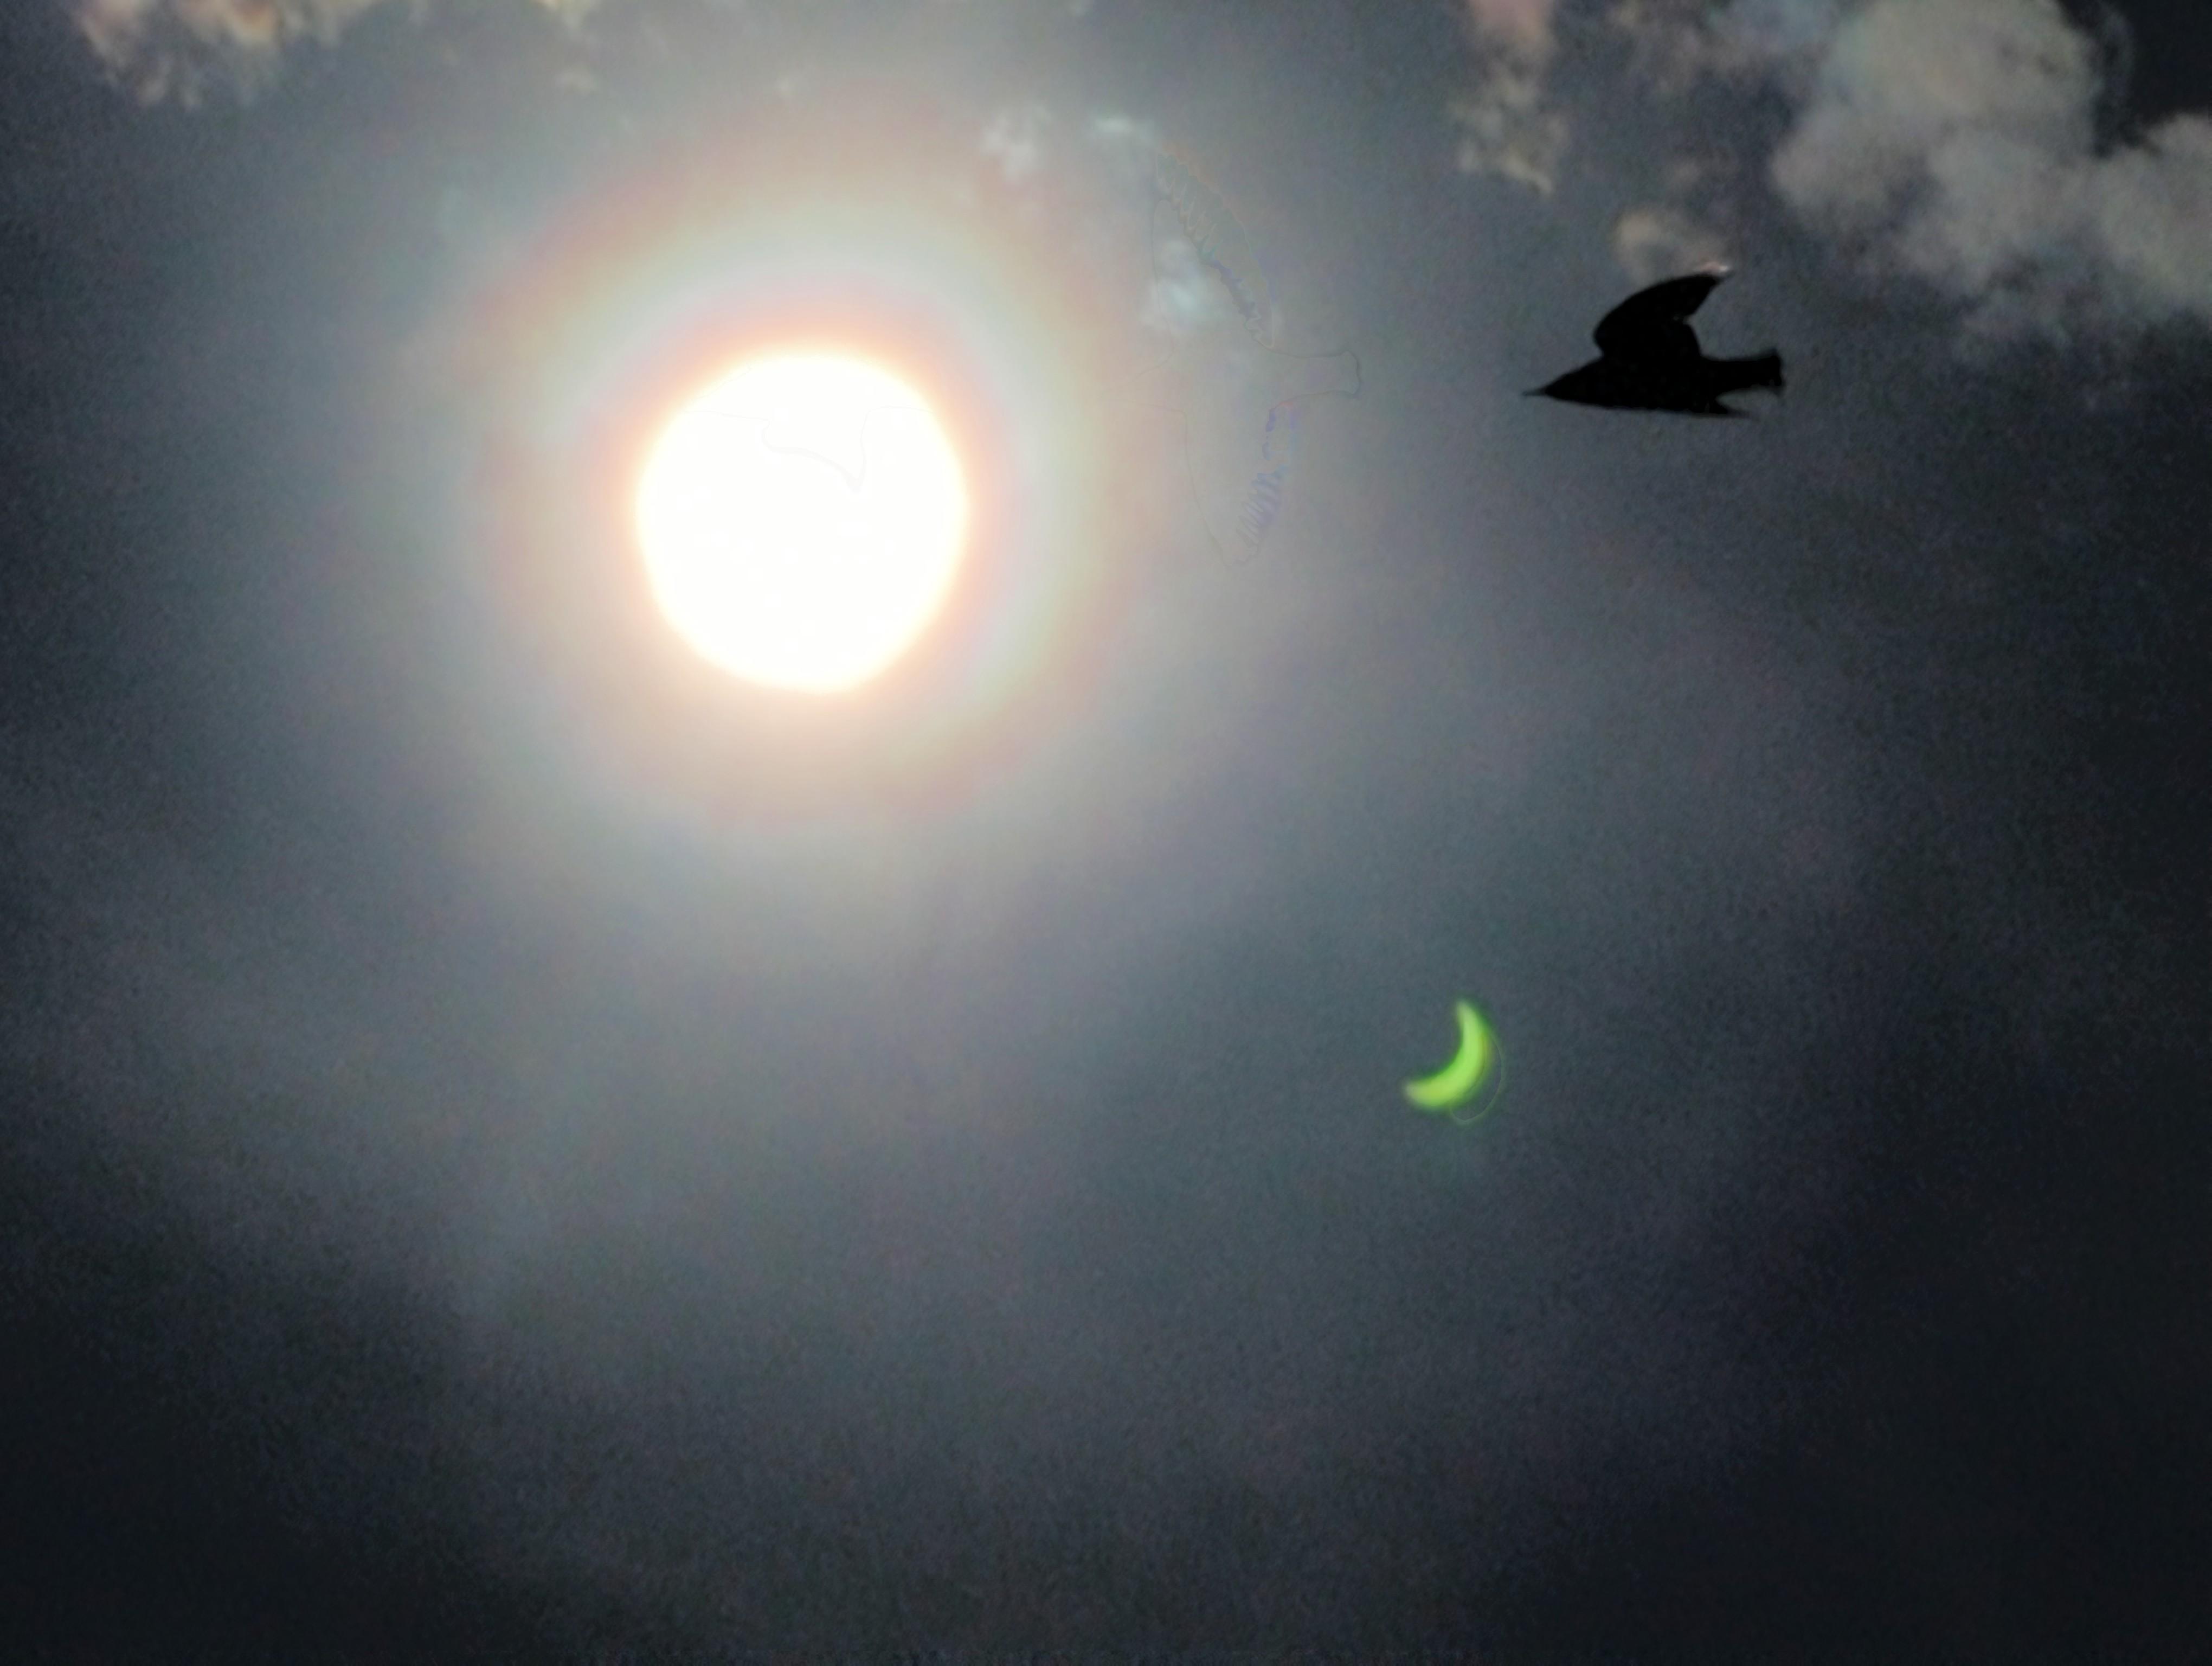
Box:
1528, 265, 1784, 418
1148, 149, 1360, 559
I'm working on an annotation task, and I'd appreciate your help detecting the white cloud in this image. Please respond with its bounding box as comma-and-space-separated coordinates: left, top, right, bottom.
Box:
1769, 0, 2212, 337
2091, 117, 2212, 321
1451, 0, 2212, 341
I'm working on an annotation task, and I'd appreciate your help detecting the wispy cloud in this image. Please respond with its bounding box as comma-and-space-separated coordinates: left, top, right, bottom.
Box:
981, 101, 1052, 184
74, 0, 596, 103
1611, 201, 1730, 284
1464, 0, 1559, 61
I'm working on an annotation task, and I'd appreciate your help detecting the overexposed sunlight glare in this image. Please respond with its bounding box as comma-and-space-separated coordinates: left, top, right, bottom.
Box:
634, 352, 969, 694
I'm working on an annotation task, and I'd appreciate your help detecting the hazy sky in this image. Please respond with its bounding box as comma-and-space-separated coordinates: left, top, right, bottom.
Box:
4, 1, 2209, 1658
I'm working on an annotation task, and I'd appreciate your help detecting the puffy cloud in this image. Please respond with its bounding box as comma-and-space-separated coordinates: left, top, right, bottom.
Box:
1452, 0, 2212, 341
1769, 0, 2212, 337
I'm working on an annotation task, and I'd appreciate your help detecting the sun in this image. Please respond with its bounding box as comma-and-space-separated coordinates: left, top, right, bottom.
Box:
633, 351, 969, 694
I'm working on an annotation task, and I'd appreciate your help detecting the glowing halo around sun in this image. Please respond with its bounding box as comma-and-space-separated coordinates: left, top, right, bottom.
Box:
439, 94, 1143, 819
634, 352, 969, 694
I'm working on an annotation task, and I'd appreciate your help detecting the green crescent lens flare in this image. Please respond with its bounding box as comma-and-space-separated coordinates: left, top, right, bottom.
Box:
1404, 999, 1504, 1124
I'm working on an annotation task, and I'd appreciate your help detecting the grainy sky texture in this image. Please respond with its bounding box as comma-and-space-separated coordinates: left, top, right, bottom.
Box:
5, 1, 2209, 1659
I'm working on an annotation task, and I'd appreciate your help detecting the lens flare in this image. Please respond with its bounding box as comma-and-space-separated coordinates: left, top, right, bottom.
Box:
1404, 1000, 1504, 1124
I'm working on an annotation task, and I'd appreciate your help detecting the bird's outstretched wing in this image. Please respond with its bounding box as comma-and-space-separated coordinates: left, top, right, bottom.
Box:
1592, 266, 1731, 363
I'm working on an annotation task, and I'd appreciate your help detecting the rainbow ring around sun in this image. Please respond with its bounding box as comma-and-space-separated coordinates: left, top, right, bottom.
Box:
634, 351, 970, 695
450, 102, 1137, 813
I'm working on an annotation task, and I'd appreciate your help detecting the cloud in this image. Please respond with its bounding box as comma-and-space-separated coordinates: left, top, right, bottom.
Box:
1609, 0, 1842, 89
1450, 56, 1570, 195
981, 101, 1051, 184
1612, 201, 1730, 284
1450, 0, 1569, 193
1464, 0, 1559, 61
1767, 0, 2212, 338
1454, 0, 2212, 341
74, 0, 597, 102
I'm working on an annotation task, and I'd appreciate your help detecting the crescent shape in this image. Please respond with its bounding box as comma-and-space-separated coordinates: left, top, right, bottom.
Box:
1404, 1000, 1501, 1119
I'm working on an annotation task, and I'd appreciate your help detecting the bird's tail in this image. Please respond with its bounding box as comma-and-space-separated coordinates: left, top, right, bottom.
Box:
1713, 350, 1785, 395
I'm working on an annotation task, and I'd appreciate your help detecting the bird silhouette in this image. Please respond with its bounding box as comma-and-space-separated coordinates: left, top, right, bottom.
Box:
1528, 265, 1783, 418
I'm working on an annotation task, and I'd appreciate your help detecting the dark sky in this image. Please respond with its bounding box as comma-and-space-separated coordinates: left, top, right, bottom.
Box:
3, 1, 2209, 1659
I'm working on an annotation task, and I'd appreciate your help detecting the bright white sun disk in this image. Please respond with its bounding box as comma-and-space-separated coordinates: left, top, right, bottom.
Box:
634, 353, 968, 693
